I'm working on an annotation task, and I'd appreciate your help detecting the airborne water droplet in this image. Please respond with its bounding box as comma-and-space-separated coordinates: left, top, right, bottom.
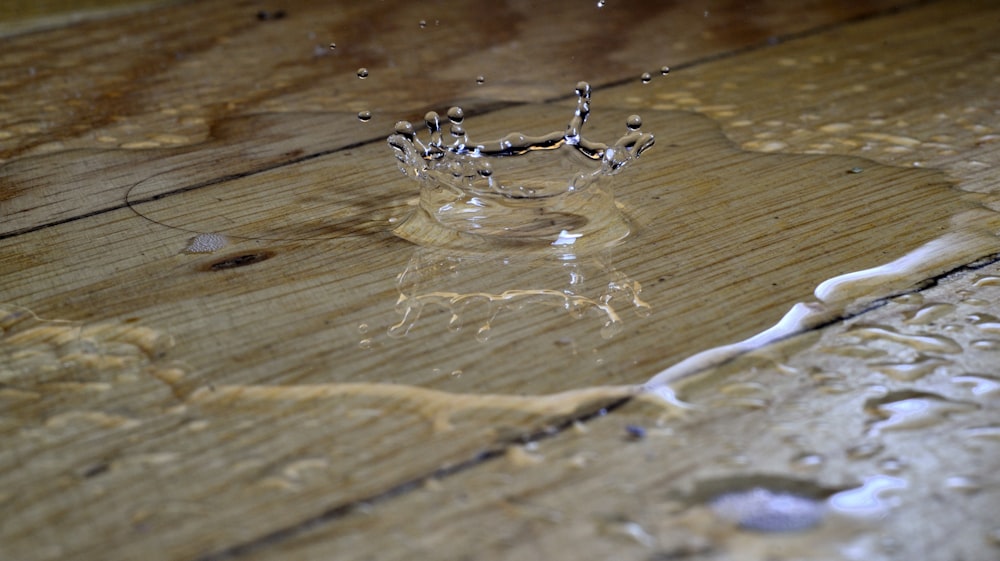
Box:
419, 19, 427, 28
626, 115, 642, 131
357, 67, 369, 79
640, 72, 652, 84
385, 80, 653, 247
357, 110, 372, 122
597, 0, 606, 7
328, 43, 336, 50
476, 75, 485, 85
660, 66, 670, 75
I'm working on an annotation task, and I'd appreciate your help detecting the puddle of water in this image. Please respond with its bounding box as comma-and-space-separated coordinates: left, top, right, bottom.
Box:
864, 390, 979, 435
827, 474, 908, 519
709, 487, 826, 532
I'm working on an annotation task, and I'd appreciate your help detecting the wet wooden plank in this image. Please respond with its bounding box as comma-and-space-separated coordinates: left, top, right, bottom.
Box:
237, 259, 1000, 561
2, 105, 983, 393
0, 0, 172, 37
1, 0, 904, 232
228, 2, 1000, 560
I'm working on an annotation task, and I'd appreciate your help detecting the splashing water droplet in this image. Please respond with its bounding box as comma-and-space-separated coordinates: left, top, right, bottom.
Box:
357, 110, 372, 122
660, 66, 670, 75
356, 67, 369, 79
640, 72, 652, 84
385, 81, 655, 249
394, 120, 415, 136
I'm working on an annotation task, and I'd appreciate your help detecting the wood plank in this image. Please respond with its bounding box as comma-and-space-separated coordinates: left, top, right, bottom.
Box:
240, 259, 1000, 561
3, 105, 986, 393
2, 102, 994, 559
0, 0, 172, 37
1, 0, 905, 230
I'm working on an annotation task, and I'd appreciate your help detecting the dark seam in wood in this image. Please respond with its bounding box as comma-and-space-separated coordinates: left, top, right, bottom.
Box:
191, 396, 633, 561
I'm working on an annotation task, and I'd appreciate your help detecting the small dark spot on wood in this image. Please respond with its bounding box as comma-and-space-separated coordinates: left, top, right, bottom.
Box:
283, 149, 305, 158
123, 317, 141, 323
202, 251, 275, 271
80, 462, 110, 478
256, 10, 286, 21
625, 424, 646, 440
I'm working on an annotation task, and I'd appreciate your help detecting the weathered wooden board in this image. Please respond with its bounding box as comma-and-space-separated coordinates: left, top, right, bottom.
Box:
240, 260, 1000, 561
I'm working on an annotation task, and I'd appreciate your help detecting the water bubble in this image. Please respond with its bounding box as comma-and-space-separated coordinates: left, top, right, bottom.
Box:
789, 452, 825, 471
475, 75, 485, 85
357, 323, 369, 334
424, 111, 441, 132
357, 110, 372, 122
878, 457, 907, 474
640, 72, 652, 84
394, 120, 415, 137
356, 67, 369, 79
446, 106, 464, 124
358, 338, 372, 349
660, 66, 670, 75
943, 475, 981, 493
626, 115, 642, 131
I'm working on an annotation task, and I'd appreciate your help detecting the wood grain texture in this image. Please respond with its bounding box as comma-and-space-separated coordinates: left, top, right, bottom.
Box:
2, 1, 1000, 561
235, 261, 1000, 561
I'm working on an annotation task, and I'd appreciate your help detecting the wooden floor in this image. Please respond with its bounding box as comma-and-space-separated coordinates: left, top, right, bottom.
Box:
2, 1, 999, 560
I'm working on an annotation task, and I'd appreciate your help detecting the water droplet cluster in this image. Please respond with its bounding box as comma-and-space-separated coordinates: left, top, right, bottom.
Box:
386, 82, 655, 246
